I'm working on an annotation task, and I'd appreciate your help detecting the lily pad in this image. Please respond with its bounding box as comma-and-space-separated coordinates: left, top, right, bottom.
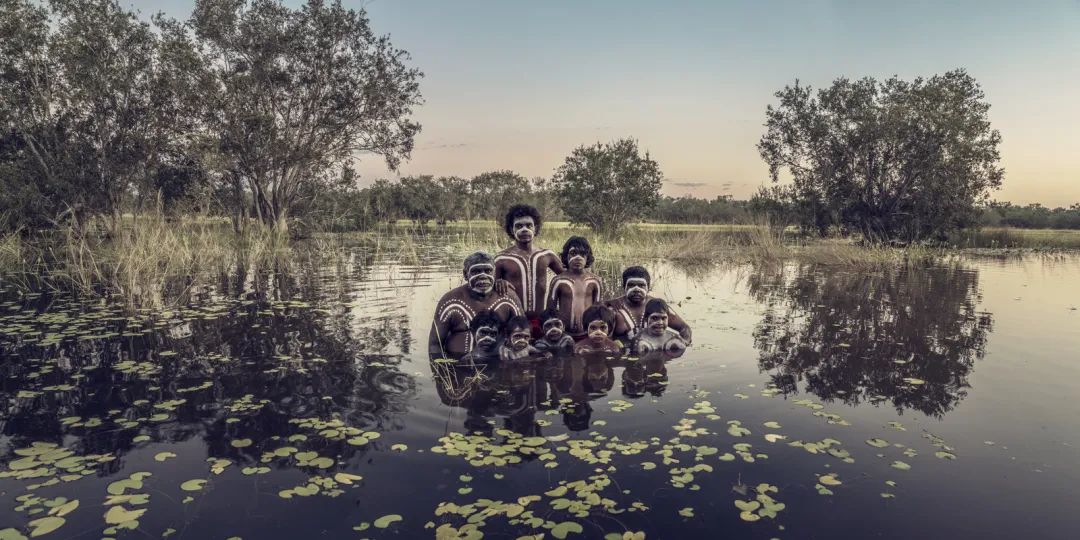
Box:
27, 516, 65, 537
891, 461, 912, 471
373, 514, 402, 529
866, 438, 889, 448
551, 521, 584, 539
180, 479, 207, 491
104, 505, 146, 525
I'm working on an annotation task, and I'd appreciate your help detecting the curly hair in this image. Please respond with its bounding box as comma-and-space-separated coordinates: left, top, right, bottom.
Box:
560, 236, 594, 268
469, 310, 503, 333
503, 204, 542, 238
621, 266, 651, 287
643, 298, 669, 318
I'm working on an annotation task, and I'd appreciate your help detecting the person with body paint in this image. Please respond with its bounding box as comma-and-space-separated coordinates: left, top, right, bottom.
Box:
499, 315, 547, 362
547, 236, 603, 340
606, 266, 692, 344
572, 304, 622, 357
456, 310, 504, 366
494, 205, 565, 335
532, 307, 576, 354
632, 298, 689, 356
429, 252, 523, 358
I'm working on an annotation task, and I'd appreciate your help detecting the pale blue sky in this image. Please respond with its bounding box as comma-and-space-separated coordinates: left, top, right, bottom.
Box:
134, 0, 1080, 205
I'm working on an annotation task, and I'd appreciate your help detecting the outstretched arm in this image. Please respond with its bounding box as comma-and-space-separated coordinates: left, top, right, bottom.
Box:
667, 307, 692, 344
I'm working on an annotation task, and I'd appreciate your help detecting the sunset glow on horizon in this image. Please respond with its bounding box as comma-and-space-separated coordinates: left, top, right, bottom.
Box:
147, 0, 1080, 206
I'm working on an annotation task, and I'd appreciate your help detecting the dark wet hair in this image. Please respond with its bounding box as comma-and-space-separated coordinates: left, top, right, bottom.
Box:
582, 304, 616, 333
538, 307, 563, 325
505, 315, 531, 334
644, 298, 669, 318
470, 310, 503, 333
504, 204, 542, 238
463, 251, 494, 276
622, 266, 651, 287
560, 236, 594, 268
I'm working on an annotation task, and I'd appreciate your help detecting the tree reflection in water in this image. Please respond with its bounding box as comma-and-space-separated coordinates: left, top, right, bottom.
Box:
0, 262, 419, 475
748, 262, 993, 417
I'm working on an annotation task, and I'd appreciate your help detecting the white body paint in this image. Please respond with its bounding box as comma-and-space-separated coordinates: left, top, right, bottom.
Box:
494, 249, 555, 312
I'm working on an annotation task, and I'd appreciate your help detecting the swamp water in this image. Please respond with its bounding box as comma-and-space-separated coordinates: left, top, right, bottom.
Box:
1, 239, 1079, 539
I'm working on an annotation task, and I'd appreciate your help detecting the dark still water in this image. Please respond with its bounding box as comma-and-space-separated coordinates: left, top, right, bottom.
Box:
2, 244, 1078, 539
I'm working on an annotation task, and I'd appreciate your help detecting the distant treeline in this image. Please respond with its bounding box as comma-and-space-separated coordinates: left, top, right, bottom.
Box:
303, 171, 753, 231
977, 202, 1080, 230
306, 173, 1078, 231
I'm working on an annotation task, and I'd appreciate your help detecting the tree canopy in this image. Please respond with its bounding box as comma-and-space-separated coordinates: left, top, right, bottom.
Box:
757, 69, 1004, 242
551, 138, 663, 234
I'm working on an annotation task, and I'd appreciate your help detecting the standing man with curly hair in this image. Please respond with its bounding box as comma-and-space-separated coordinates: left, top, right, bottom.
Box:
495, 204, 565, 335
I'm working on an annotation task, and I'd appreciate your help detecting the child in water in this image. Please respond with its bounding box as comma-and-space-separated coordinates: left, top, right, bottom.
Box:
458, 310, 503, 365
548, 236, 603, 339
573, 305, 622, 356
499, 315, 545, 362
633, 299, 688, 356
533, 308, 575, 354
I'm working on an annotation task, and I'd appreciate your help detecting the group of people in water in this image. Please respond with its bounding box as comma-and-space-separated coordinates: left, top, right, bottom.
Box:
428, 204, 693, 365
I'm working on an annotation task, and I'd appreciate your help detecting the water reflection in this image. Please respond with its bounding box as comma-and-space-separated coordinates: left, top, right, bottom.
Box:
0, 265, 419, 482
748, 262, 993, 417
431, 351, 682, 436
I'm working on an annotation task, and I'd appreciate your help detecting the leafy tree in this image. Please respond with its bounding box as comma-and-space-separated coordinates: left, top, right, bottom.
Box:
757, 69, 1004, 242
551, 138, 663, 233
0, 0, 205, 232
191, 0, 423, 232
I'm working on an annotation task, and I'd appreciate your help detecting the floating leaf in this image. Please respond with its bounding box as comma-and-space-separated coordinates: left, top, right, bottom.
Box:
154, 452, 177, 462
391, 444, 408, 452
866, 438, 889, 448
27, 517, 65, 537
935, 451, 957, 460
48, 499, 79, 517
104, 506, 146, 525
0, 528, 28, 540
230, 439, 252, 448
180, 479, 207, 492
891, 461, 912, 471
764, 433, 786, 443
334, 473, 363, 485
818, 474, 842, 486
763, 421, 781, 429
551, 521, 584, 539
373, 514, 402, 529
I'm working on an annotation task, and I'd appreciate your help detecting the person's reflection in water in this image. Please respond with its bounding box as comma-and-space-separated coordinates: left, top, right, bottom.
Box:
621, 348, 682, 398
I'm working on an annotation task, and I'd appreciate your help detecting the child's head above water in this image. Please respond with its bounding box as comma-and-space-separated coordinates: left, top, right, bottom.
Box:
582, 304, 616, 339
469, 310, 502, 351
643, 298, 670, 336
503, 315, 532, 352
539, 308, 565, 341
560, 236, 594, 270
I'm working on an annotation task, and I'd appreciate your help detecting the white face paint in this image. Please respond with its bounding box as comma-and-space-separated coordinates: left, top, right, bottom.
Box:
512, 217, 535, 243
508, 329, 531, 351
543, 319, 565, 340
646, 312, 668, 336
567, 246, 588, 270
625, 278, 649, 303
474, 325, 499, 349
466, 263, 495, 294
587, 320, 609, 339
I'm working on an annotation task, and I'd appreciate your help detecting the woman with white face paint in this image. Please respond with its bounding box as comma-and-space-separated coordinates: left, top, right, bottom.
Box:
547, 236, 603, 339
429, 252, 523, 359
605, 266, 692, 344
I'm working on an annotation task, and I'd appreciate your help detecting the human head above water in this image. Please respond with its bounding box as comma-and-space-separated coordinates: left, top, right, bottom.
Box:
539, 307, 565, 340
582, 304, 616, 338
643, 298, 670, 336
622, 266, 651, 304
560, 236, 594, 270
469, 310, 502, 350
504, 315, 532, 351
504, 204, 543, 241
462, 251, 495, 294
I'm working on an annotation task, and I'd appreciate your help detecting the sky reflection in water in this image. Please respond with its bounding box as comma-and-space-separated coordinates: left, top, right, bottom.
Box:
1, 243, 1078, 539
